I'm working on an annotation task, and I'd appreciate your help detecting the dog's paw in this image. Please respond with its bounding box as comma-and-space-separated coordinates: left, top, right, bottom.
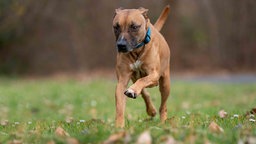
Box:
147, 107, 157, 117
124, 89, 137, 99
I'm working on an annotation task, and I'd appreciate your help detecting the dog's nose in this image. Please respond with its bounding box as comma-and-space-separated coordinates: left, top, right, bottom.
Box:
117, 43, 127, 50
117, 40, 128, 52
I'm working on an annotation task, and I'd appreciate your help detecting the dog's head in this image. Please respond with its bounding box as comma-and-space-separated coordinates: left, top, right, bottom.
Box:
113, 7, 149, 53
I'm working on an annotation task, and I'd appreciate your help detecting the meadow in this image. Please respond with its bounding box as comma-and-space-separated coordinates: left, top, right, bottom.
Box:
0, 77, 255, 143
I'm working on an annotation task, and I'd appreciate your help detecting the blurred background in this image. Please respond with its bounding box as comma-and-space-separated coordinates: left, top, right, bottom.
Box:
0, 0, 256, 76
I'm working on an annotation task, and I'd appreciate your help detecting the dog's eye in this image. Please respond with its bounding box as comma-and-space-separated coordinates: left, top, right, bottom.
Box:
113, 24, 120, 31
130, 24, 140, 30
113, 24, 121, 36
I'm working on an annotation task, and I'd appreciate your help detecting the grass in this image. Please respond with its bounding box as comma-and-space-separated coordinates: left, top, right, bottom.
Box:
0, 77, 255, 143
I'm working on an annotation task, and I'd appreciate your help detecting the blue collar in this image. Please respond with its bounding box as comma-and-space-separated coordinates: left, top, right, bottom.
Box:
135, 27, 151, 48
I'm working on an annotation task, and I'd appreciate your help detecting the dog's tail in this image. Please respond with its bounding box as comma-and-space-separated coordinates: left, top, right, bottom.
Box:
154, 5, 170, 31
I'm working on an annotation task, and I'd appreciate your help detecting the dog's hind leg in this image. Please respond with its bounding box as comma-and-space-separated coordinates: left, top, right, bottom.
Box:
159, 71, 170, 122
141, 89, 157, 117
130, 77, 157, 117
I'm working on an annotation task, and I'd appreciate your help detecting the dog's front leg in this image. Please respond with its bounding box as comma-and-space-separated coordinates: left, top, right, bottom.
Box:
125, 72, 159, 98
115, 71, 131, 128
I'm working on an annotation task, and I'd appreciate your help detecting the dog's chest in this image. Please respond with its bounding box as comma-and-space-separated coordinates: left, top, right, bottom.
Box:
130, 60, 142, 71
130, 60, 146, 79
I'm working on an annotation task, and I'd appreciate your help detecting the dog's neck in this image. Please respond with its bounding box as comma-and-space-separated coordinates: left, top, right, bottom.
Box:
128, 42, 150, 62
133, 25, 153, 58
129, 47, 145, 60
135, 27, 151, 49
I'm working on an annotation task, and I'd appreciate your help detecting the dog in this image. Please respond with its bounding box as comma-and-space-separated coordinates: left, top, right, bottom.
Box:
113, 5, 170, 128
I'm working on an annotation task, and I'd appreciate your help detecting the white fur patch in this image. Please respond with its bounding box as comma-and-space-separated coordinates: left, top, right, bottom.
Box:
130, 60, 142, 71
126, 88, 135, 94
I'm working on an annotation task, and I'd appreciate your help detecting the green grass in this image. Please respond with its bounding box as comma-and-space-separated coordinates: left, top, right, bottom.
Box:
0, 77, 255, 143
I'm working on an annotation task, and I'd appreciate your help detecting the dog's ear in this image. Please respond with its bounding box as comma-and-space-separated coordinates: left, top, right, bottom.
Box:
139, 7, 149, 19
114, 7, 123, 18
115, 7, 124, 14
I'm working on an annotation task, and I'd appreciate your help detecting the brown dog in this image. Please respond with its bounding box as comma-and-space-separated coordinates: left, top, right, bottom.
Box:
113, 5, 170, 128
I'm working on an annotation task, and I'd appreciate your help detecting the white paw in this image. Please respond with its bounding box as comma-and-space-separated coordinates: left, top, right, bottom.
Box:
124, 89, 137, 99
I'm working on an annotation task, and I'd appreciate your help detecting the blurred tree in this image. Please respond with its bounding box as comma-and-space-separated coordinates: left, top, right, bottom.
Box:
0, 0, 255, 75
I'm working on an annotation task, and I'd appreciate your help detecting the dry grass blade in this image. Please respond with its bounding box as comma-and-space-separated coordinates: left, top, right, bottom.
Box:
0, 120, 9, 126
218, 110, 227, 118
137, 130, 152, 144
7, 139, 22, 144
66, 137, 80, 144
55, 126, 70, 137
208, 121, 224, 133
47, 140, 55, 144
165, 136, 176, 144
103, 131, 127, 144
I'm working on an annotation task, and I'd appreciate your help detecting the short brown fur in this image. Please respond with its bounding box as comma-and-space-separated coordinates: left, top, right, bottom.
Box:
113, 5, 171, 128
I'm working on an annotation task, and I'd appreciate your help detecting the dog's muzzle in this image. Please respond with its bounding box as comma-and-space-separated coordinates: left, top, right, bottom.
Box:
116, 36, 132, 53
116, 38, 129, 52
117, 42, 127, 52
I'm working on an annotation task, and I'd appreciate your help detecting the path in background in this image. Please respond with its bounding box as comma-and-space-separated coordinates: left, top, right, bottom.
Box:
173, 74, 256, 83
21, 70, 256, 84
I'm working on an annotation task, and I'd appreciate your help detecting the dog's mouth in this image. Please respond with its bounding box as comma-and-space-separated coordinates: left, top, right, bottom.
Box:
116, 36, 142, 53
116, 42, 136, 53
116, 44, 127, 52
